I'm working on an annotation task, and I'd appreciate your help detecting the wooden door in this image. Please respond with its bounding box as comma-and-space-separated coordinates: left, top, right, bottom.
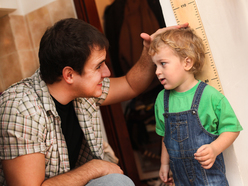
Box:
73, 0, 141, 185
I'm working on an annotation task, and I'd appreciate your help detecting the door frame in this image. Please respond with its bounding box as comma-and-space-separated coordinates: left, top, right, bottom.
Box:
73, 0, 141, 185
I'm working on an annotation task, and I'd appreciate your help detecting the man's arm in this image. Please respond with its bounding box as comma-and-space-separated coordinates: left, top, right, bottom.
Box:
102, 23, 189, 106
2, 153, 123, 186
102, 46, 154, 105
2, 153, 45, 186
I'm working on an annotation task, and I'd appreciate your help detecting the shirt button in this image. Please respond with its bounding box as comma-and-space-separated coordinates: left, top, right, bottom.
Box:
46, 110, 52, 116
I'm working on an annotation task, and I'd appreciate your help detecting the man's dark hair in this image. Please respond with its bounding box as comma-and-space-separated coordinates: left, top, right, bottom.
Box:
39, 18, 109, 84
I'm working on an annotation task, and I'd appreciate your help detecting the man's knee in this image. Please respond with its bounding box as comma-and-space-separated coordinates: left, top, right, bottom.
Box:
86, 173, 135, 186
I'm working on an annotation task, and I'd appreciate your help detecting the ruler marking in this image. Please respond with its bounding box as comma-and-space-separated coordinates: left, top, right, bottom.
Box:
169, 0, 223, 94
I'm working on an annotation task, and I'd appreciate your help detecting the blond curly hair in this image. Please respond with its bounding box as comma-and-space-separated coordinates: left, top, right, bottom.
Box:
149, 28, 205, 74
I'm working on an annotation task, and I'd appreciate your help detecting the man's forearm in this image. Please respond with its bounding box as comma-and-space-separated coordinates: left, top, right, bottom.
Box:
41, 161, 100, 186
41, 159, 123, 186
125, 46, 156, 95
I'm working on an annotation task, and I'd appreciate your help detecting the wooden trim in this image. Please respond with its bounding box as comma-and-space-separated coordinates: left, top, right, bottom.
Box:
73, 0, 103, 32
100, 104, 140, 184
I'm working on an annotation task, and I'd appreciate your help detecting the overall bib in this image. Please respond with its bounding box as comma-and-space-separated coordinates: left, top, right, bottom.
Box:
163, 82, 228, 186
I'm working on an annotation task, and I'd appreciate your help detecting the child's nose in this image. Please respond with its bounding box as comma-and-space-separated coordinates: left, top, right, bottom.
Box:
155, 67, 161, 76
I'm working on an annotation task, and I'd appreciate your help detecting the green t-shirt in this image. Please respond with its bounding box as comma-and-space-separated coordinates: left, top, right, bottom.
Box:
155, 81, 243, 137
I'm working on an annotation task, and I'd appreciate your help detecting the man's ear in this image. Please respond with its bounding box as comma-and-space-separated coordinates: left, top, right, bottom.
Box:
62, 66, 74, 84
184, 57, 194, 71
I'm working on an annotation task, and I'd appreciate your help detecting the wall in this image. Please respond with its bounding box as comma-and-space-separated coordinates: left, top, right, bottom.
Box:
0, 0, 76, 92
95, 0, 114, 29
160, 0, 248, 185
13, 0, 55, 15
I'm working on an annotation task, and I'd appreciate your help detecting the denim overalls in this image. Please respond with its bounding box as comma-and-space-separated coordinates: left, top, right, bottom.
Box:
163, 82, 228, 186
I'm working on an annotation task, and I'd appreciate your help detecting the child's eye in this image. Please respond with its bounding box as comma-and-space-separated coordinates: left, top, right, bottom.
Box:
161, 62, 167, 66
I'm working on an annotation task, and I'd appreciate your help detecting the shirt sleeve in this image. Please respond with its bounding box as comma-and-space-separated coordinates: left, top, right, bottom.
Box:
215, 96, 243, 134
0, 95, 47, 160
155, 90, 166, 137
95, 77, 110, 106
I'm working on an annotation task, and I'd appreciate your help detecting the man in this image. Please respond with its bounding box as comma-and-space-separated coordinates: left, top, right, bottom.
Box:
0, 18, 187, 185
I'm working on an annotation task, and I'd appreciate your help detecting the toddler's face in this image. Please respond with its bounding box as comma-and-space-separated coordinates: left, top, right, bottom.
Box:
152, 44, 190, 92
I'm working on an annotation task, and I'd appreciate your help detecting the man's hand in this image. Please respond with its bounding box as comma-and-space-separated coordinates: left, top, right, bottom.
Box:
90, 159, 123, 177
140, 23, 189, 48
194, 144, 218, 169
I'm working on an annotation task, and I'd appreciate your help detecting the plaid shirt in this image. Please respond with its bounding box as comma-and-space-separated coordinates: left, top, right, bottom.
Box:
0, 69, 110, 184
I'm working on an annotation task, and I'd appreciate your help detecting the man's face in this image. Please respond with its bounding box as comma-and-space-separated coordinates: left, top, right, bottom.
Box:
74, 47, 111, 98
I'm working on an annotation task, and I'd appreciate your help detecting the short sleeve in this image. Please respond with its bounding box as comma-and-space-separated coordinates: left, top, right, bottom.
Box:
155, 90, 165, 137
0, 95, 47, 160
95, 77, 110, 106
215, 96, 243, 134
199, 85, 243, 135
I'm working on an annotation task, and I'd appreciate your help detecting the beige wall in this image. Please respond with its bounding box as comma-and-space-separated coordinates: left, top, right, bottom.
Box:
95, 0, 114, 29
0, 0, 76, 92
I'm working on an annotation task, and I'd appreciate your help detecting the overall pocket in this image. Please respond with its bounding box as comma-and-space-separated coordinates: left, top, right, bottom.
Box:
170, 120, 189, 142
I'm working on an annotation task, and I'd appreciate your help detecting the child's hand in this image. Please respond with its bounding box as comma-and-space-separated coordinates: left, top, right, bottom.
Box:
159, 164, 173, 185
194, 144, 218, 169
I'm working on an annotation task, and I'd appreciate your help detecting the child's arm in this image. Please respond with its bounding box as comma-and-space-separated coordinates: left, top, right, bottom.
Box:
160, 137, 173, 185
194, 131, 240, 169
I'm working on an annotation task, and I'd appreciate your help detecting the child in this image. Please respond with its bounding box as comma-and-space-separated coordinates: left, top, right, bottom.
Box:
148, 28, 243, 186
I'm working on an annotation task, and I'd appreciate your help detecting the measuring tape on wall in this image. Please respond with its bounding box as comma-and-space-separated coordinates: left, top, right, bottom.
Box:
169, 0, 223, 94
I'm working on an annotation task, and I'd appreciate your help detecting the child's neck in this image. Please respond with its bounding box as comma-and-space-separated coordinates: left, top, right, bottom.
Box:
174, 77, 198, 93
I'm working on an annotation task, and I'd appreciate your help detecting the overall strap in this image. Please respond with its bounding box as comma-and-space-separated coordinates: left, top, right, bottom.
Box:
191, 81, 207, 110
163, 89, 170, 113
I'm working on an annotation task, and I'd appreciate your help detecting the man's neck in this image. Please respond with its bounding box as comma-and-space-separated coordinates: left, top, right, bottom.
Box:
47, 82, 74, 105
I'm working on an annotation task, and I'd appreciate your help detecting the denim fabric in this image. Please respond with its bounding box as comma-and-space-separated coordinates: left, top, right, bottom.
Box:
86, 174, 135, 186
163, 82, 229, 186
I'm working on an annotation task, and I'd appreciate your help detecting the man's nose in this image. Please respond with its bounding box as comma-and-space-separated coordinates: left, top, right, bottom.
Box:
102, 64, 111, 77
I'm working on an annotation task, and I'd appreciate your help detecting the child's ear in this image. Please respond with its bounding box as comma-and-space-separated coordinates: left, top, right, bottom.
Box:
184, 57, 194, 71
